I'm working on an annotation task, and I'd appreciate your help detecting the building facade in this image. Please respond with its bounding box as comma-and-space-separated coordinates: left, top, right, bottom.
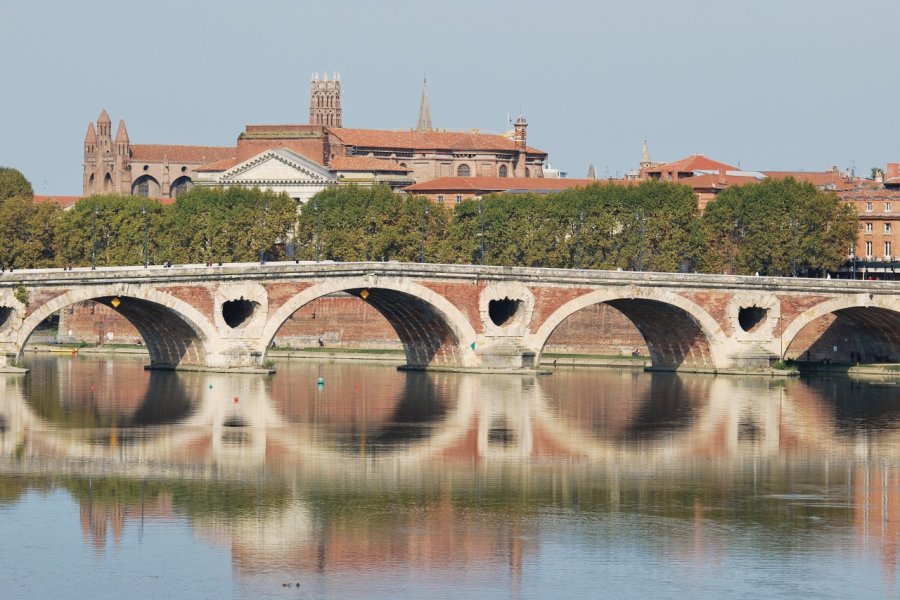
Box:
84, 77, 547, 203
82, 110, 235, 199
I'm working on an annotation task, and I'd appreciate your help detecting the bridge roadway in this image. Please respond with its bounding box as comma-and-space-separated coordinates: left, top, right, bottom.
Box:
0, 261, 897, 373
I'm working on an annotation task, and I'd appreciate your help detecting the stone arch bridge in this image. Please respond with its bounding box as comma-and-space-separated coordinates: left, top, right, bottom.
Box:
0, 261, 897, 373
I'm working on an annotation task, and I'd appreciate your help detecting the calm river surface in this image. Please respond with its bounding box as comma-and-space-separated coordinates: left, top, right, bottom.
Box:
1, 354, 899, 599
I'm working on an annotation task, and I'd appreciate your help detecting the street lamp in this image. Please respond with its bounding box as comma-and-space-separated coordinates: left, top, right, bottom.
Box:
478, 197, 485, 265
790, 217, 797, 277
636, 208, 645, 272
420, 203, 429, 263
142, 202, 149, 268
91, 205, 99, 270
315, 199, 321, 262
574, 210, 584, 269
259, 200, 269, 265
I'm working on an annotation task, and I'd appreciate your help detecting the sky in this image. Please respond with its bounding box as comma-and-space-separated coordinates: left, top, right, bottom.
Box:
1, 0, 898, 195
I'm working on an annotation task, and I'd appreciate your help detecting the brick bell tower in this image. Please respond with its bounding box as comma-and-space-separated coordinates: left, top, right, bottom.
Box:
309, 72, 342, 127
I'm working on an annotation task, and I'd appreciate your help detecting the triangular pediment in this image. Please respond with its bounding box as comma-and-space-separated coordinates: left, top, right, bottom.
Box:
221, 149, 335, 183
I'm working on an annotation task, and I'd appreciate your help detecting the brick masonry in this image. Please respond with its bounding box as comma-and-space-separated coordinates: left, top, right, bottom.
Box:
2, 262, 897, 371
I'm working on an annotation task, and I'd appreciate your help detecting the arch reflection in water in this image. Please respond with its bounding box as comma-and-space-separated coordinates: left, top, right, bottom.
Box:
23, 354, 198, 430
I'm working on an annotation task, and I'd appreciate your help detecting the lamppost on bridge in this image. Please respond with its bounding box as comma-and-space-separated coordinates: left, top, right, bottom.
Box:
574, 210, 584, 269
790, 217, 798, 277
478, 196, 485, 265
259, 199, 268, 265
636, 208, 645, 272
91, 205, 99, 270
142, 202, 149, 268
420, 202, 429, 263
315, 198, 321, 262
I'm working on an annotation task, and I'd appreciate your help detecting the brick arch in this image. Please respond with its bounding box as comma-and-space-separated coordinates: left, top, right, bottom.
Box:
530, 289, 726, 370
780, 295, 900, 361
261, 278, 478, 369
17, 286, 219, 369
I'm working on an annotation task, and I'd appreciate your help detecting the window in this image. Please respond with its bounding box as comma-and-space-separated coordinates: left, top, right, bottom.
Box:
866, 241, 873, 257
457, 164, 471, 177
455, 195, 462, 203
886, 202, 893, 212
886, 223, 892, 234
437, 194, 444, 203
885, 241, 892, 258
525, 168, 531, 178
866, 222, 873, 233
498, 164, 508, 177
866, 202, 873, 212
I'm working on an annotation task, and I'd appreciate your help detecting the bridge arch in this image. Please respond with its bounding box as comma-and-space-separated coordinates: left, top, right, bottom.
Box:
16, 286, 219, 369
781, 294, 900, 362
531, 289, 726, 370
261, 277, 478, 369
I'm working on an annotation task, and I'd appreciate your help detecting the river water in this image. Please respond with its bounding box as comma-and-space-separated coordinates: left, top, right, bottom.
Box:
0, 354, 898, 599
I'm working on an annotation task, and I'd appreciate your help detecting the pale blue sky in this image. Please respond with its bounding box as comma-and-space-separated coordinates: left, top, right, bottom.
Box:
1, 0, 898, 195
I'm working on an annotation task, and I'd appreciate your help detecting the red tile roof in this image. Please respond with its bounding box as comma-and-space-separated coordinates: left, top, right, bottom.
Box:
404, 177, 607, 193
646, 154, 738, 174
762, 170, 852, 191
33, 195, 82, 209
329, 128, 546, 155
682, 173, 764, 190
195, 156, 242, 172
329, 156, 411, 172
130, 144, 235, 164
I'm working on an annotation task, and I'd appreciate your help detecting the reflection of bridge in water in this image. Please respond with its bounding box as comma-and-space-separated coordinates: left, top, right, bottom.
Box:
4, 364, 900, 585
3, 367, 900, 475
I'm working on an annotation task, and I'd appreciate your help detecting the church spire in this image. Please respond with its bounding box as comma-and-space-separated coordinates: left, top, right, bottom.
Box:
416, 76, 432, 132
586, 164, 597, 179
640, 140, 651, 167
115, 119, 129, 143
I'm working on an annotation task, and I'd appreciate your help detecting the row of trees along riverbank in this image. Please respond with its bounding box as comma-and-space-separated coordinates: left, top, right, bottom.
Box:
0, 166, 857, 276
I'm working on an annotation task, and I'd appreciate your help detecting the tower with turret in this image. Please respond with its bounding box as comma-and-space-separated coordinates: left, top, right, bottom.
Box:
83, 109, 132, 195
310, 72, 342, 127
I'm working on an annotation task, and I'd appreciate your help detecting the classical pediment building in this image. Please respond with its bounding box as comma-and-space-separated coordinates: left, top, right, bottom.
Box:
83, 74, 547, 204
194, 148, 336, 204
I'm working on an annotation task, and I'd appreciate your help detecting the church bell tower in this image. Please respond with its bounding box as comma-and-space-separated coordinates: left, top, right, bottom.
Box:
309, 72, 342, 127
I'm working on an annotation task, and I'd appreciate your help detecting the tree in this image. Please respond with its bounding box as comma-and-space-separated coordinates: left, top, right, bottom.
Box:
701, 178, 857, 276
165, 187, 297, 264
55, 195, 166, 267
0, 166, 34, 204
297, 186, 448, 262
0, 197, 61, 268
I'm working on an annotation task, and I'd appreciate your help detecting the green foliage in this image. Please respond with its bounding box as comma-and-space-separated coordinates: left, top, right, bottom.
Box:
165, 186, 297, 264
0, 166, 33, 204
439, 180, 699, 270
296, 185, 448, 262
13, 285, 28, 307
0, 196, 61, 268
701, 178, 857, 276
0, 177, 859, 276
55, 195, 166, 267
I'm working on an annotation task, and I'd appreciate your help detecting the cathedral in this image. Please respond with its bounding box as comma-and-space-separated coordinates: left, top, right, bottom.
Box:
83, 76, 547, 203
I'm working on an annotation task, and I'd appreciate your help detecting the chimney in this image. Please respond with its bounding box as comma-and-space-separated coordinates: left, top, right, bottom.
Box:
717, 169, 726, 186
886, 163, 900, 181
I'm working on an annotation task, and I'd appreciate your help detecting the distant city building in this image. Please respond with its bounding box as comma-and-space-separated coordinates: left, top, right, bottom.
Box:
83, 77, 548, 204
82, 110, 233, 199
